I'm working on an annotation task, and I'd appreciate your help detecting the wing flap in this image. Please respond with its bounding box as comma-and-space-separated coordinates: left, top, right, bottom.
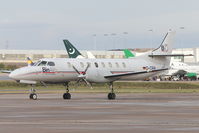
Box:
104, 68, 168, 78
148, 54, 193, 57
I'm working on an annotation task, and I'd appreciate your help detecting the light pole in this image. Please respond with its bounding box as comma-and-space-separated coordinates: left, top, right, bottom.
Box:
5, 40, 9, 49
111, 33, 117, 50
179, 27, 185, 62
123, 32, 128, 49
104, 34, 109, 50
148, 29, 153, 49
93, 34, 97, 50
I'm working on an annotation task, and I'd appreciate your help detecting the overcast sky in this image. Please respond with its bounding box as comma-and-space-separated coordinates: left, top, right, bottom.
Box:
0, 0, 199, 50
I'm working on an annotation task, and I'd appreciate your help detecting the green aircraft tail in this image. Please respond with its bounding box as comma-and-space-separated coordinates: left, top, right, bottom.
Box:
63, 40, 82, 58
123, 49, 135, 58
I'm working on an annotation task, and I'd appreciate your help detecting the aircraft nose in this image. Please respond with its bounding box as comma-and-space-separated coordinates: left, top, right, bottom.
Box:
9, 70, 18, 79
9, 71, 15, 79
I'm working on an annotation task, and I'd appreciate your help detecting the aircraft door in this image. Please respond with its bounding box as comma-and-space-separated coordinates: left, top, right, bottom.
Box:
46, 61, 56, 72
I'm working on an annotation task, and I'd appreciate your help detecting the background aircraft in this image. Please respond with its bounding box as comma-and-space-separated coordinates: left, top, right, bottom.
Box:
63, 40, 95, 59
123, 48, 198, 80
123, 49, 135, 58
167, 61, 199, 80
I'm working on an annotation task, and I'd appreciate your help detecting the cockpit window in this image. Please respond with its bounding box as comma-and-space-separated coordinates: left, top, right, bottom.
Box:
33, 61, 41, 66
47, 62, 55, 66
38, 61, 47, 66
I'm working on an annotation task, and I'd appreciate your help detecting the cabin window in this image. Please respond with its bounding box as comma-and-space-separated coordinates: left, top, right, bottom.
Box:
94, 62, 98, 68
47, 62, 55, 66
67, 62, 72, 68
122, 62, 126, 68
101, 62, 105, 68
115, 62, 119, 68
80, 62, 84, 68
38, 61, 47, 66
108, 62, 112, 68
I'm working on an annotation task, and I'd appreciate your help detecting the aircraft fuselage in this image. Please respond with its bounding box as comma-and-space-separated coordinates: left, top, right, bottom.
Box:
9, 57, 168, 83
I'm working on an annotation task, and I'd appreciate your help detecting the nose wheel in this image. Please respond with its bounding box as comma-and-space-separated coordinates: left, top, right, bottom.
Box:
63, 93, 71, 99
108, 82, 116, 100
29, 93, 37, 100
63, 82, 71, 100
29, 86, 37, 100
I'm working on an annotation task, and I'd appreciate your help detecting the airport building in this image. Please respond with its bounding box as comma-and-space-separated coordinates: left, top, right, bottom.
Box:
0, 48, 199, 65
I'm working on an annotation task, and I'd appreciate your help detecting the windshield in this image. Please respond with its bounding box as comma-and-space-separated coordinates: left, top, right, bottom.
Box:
33, 61, 41, 66
33, 60, 55, 66
38, 61, 47, 66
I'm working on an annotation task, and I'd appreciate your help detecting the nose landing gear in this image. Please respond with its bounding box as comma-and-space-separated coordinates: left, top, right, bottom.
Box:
63, 82, 71, 100
108, 82, 116, 100
29, 85, 37, 100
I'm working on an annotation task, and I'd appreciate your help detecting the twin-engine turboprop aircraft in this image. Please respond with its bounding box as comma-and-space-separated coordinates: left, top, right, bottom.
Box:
9, 30, 177, 100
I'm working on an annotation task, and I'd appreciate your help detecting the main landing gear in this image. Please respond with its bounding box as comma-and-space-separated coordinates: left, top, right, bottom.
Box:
108, 82, 116, 100
28, 83, 71, 100
28, 82, 115, 100
29, 85, 37, 100
63, 82, 71, 100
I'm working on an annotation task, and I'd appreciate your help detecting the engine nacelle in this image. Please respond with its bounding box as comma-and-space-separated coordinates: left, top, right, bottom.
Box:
85, 68, 113, 83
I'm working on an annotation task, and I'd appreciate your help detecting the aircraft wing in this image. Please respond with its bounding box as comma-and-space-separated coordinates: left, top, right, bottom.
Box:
104, 68, 168, 78
148, 54, 193, 57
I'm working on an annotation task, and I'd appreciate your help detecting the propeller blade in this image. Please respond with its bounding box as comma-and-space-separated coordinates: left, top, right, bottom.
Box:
72, 64, 92, 89
76, 78, 81, 84
74, 78, 82, 88
72, 65, 80, 74
84, 64, 90, 74
82, 78, 93, 89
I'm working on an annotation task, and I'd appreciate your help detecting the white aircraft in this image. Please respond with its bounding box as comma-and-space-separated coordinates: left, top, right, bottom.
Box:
9, 30, 178, 100
167, 61, 199, 76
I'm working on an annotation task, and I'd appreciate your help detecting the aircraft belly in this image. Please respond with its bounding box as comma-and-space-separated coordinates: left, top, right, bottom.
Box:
23, 72, 78, 83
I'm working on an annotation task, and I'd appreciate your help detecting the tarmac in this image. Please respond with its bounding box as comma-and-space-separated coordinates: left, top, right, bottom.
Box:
0, 73, 10, 80
0, 93, 199, 133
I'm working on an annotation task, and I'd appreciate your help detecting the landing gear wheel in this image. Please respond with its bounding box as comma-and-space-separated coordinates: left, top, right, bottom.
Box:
29, 93, 37, 100
108, 82, 116, 100
108, 93, 116, 100
63, 93, 71, 100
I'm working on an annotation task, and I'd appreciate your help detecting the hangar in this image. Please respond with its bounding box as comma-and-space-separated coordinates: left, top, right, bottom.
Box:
0, 48, 198, 65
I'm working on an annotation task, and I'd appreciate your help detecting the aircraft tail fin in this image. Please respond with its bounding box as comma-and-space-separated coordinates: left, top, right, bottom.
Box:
86, 51, 96, 59
143, 30, 176, 69
151, 30, 176, 55
27, 57, 34, 66
123, 49, 135, 58
63, 40, 82, 58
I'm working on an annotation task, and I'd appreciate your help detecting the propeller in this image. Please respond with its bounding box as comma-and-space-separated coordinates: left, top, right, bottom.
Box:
72, 64, 93, 89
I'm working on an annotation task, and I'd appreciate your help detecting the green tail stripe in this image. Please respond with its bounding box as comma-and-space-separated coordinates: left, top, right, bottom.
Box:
123, 49, 135, 58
